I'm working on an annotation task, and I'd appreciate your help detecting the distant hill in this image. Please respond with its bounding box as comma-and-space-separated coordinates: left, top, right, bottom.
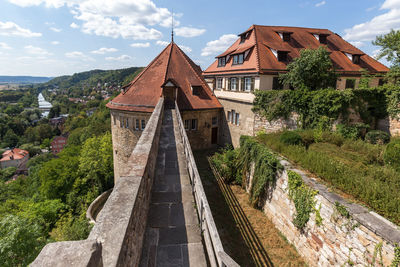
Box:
40, 67, 144, 91
0, 76, 52, 84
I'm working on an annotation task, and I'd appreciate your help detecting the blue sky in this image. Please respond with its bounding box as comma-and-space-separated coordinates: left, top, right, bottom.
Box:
0, 0, 398, 76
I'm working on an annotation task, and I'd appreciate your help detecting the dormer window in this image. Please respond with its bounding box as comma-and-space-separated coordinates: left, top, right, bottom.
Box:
278, 51, 288, 62
218, 57, 226, 67
319, 35, 327, 44
240, 35, 246, 44
233, 53, 244, 65
313, 34, 328, 44
191, 86, 202, 96
283, 33, 291, 42
277, 32, 292, 42
352, 55, 361, 64
345, 53, 361, 64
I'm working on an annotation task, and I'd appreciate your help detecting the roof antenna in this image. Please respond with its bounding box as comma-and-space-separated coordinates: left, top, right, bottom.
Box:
171, 9, 174, 43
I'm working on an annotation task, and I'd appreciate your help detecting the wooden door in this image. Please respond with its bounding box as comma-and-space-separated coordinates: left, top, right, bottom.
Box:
211, 127, 218, 144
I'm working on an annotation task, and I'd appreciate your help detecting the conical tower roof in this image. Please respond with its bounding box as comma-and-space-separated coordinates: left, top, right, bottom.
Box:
107, 42, 222, 112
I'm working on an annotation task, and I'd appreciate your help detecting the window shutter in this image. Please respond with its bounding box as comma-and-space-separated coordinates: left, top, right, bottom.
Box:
228, 78, 231, 90
251, 78, 255, 90
241, 78, 244, 91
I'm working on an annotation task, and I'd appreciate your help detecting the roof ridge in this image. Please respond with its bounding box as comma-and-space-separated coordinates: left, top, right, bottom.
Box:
174, 44, 219, 98
253, 25, 261, 73
123, 43, 172, 94
163, 42, 174, 84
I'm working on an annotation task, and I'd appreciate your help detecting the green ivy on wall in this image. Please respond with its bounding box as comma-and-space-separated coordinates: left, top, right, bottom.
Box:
237, 136, 283, 207
287, 170, 318, 229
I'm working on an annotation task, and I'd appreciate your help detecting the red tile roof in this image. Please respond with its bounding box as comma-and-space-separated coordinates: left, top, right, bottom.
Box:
107, 42, 222, 112
0, 148, 29, 162
203, 25, 389, 76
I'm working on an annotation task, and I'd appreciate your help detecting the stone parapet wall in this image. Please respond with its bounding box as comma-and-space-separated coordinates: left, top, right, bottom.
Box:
31, 98, 164, 267
253, 113, 299, 134
248, 159, 399, 266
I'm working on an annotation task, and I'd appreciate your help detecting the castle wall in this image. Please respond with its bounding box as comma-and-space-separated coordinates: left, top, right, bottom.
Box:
217, 98, 255, 148
246, 160, 399, 266
110, 110, 151, 182
181, 109, 222, 150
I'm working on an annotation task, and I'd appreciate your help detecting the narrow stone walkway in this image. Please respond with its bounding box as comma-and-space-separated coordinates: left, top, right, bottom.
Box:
139, 108, 207, 267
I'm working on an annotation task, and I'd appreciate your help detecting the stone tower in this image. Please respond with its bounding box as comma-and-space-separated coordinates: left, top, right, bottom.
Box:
107, 42, 223, 182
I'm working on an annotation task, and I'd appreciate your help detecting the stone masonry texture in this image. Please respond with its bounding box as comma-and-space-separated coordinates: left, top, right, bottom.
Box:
246, 159, 399, 266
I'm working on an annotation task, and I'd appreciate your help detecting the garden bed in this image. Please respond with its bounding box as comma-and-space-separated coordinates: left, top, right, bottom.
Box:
256, 130, 400, 226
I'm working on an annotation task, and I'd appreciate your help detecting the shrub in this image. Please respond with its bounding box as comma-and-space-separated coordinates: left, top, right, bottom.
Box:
365, 130, 390, 145
210, 145, 241, 184
298, 129, 315, 149
280, 131, 302, 145
320, 131, 345, 146
336, 124, 359, 139
384, 139, 400, 168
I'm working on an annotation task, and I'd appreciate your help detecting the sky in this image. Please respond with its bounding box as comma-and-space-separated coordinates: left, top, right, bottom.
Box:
0, 0, 398, 77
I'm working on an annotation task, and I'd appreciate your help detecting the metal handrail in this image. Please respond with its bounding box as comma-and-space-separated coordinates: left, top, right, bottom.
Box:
174, 102, 240, 267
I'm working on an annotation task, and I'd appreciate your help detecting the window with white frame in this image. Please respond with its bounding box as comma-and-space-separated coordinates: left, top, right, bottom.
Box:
135, 119, 140, 130
125, 118, 129, 128
233, 55, 238, 65
141, 119, 146, 130
217, 78, 223, 89
244, 77, 252, 91
235, 113, 240, 125
218, 57, 226, 67
184, 119, 190, 130
230, 78, 238, 91
231, 110, 235, 124
191, 119, 197, 130
238, 53, 244, 64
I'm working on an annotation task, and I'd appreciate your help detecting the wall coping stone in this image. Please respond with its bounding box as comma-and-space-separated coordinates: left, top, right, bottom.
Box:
280, 158, 400, 245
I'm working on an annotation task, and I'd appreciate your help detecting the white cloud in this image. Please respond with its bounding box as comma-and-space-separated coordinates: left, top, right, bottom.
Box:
343, 0, 400, 42
0, 21, 42, 37
105, 55, 132, 61
50, 27, 62, 32
201, 34, 237, 57
65, 51, 94, 61
70, 22, 79, 29
179, 45, 192, 53
130, 42, 150, 48
315, 1, 326, 7
0, 42, 12, 49
175, 26, 206, 37
24, 45, 52, 56
6, 0, 190, 40
8, 0, 68, 8
156, 40, 169, 46
51, 41, 60, 45
349, 41, 365, 48
90, 47, 118, 54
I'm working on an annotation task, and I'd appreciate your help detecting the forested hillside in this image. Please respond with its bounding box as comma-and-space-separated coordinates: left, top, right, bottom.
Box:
37, 67, 143, 97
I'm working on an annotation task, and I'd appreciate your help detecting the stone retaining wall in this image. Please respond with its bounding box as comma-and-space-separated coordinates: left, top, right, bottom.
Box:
31, 98, 164, 267
248, 159, 400, 266
253, 113, 299, 134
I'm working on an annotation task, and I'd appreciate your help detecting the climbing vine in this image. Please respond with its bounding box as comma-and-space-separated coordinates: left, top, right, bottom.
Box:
391, 243, 400, 267
252, 86, 397, 129
287, 170, 318, 229
237, 136, 282, 207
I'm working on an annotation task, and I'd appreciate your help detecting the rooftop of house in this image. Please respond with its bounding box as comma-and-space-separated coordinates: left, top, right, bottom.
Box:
107, 42, 222, 113
0, 148, 29, 162
203, 25, 389, 76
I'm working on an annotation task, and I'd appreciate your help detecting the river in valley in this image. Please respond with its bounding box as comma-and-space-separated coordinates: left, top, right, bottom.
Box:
38, 93, 52, 117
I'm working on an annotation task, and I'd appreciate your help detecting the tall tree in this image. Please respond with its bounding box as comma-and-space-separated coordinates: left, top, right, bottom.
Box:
279, 46, 338, 90
373, 29, 400, 66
